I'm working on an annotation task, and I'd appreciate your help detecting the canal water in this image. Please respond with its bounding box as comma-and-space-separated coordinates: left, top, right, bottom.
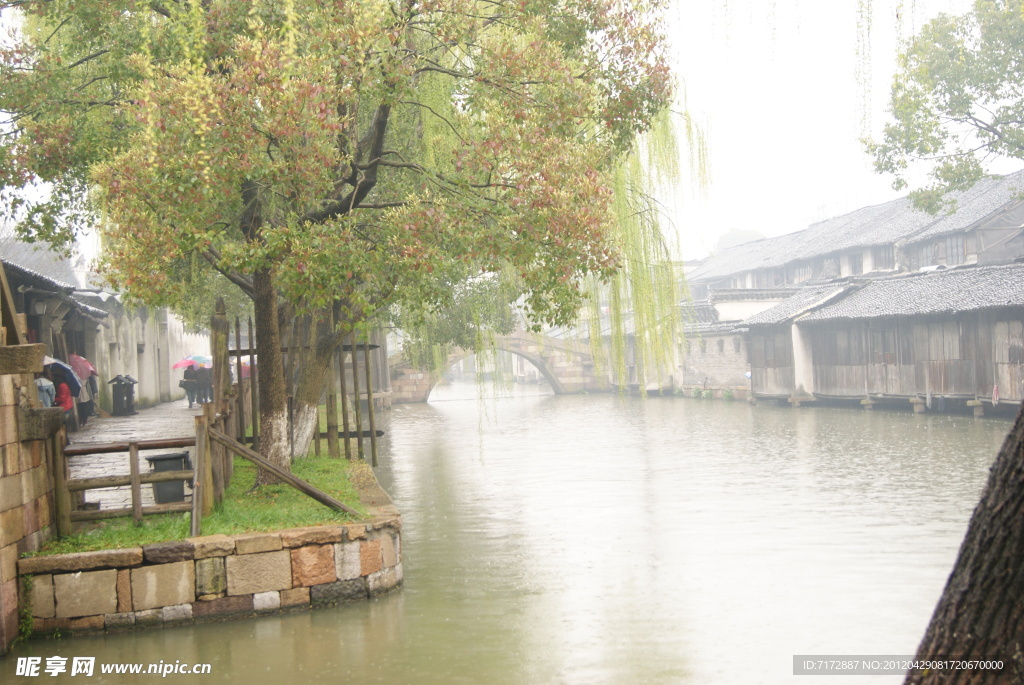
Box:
4, 384, 1012, 684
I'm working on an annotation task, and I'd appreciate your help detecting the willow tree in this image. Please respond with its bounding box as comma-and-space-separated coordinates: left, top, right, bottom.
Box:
0, 0, 673, 477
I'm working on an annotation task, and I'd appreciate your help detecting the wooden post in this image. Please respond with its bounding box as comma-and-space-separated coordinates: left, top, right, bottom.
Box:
235, 316, 246, 440
128, 442, 142, 524
206, 403, 224, 504
201, 410, 214, 516
350, 333, 364, 460
52, 435, 72, 537
212, 298, 231, 407
363, 340, 378, 467
339, 346, 352, 460
248, 316, 259, 449
287, 319, 297, 456
190, 415, 205, 536
326, 345, 339, 458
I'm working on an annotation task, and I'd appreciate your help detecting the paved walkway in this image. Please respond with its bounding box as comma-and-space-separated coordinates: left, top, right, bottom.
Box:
69, 398, 205, 510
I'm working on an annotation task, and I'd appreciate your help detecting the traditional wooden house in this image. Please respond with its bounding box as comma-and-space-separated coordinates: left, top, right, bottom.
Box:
743, 286, 851, 400
797, 263, 1024, 409
899, 172, 1024, 270
687, 168, 1024, 300
1, 253, 209, 414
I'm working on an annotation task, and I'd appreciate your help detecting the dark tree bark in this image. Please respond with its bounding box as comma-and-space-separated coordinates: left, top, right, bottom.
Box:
905, 405, 1024, 684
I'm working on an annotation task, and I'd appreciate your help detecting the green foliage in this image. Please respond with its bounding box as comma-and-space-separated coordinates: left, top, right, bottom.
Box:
722, 388, 734, 401
868, 0, 1024, 211
1, 0, 675, 339
692, 387, 703, 399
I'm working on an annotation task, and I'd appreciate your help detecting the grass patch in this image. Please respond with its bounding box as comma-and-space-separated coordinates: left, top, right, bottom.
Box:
33, 454, 365, 556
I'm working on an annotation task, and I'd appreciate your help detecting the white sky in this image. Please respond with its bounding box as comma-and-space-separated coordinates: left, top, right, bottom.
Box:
664, 0, 994, 259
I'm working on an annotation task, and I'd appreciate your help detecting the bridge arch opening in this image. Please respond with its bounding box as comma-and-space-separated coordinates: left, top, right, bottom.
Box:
427, 350, 556, 402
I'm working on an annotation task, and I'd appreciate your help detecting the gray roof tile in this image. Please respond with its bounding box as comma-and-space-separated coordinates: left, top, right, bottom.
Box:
800, 262, 1024, 322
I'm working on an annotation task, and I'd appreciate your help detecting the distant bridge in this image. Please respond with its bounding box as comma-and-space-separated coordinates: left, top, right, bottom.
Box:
389, 329, 609, 403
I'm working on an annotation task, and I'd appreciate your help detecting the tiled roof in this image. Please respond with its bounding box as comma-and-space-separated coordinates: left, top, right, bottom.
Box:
743, 286, 851, 327
688, 168, 1024, 282
799, 262, 1024, 322
1, 258, 77, 292
903, 172, 1024, 244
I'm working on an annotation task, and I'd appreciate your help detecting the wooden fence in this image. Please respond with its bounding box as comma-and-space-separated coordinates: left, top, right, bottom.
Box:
59, 437, 197, 536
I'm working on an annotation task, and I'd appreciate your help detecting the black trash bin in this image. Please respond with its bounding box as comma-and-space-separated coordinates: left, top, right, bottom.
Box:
108, 375, 139, 416
145, 452, 193, 504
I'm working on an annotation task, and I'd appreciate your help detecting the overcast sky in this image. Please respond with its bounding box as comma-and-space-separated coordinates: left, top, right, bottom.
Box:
663, 0, 999, 259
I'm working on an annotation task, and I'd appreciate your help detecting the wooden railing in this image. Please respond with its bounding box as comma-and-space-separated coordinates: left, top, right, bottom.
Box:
59, 437, 196, 535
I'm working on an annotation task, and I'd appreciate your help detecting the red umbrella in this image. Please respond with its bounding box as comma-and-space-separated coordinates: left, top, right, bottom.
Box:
68, 353, 97, 378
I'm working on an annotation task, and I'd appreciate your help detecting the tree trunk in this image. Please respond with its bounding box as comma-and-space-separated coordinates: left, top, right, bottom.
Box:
904, 405, 1024, 684
291, 312, 346, 459
252, 266, 290, 485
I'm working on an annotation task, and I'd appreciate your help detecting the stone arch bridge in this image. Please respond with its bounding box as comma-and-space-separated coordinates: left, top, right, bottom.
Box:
389, 329, 609, 403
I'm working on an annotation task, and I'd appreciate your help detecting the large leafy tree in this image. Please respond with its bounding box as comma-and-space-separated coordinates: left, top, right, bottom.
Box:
868, 0, 1024, 212
0, 0, 673, 477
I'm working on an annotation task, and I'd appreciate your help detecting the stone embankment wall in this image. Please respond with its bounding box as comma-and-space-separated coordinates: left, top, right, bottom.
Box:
1, 371, 61, 655
18, 520, 402, 636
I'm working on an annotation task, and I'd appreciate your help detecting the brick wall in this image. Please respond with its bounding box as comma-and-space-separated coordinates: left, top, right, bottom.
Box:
679, 333, 750, 389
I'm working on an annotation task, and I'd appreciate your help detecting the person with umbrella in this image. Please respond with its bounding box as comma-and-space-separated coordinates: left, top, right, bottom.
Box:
51, 368, 75, 439
182, 362, 198, 408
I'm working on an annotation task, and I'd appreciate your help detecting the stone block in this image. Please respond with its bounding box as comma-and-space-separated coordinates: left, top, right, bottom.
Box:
309, 579, 367, 607
0, 475, 21, 513
197, 593, 224, 602
335, 541, 361, 581
54, 569, 118, 618
281, 525, 344, 548
360, 539, 382, 576
69, 615, 105, 632
380, 534, 398, 568
143, 540, 194, 564
162, 603, 193, 623
367, 567, 398, 596
253, 591, 280, 611
290, 545, 336, 587
19, 547, 143, 574
116, 569, 132, 613
189, 534, 236, 559
344, 524, 366, 541
22, 497, 38, 537
225, 550, 291, 595
105, 612, 136, 629
0, 508, 24, 548
0, 543, 18, 584
135, 609, 162, 626
232, 532, 283, 555
279, 587, 310, 609
0, 406, 15, 440
191, 594, 253, 620
23, 466, 48, 504
38, 617, 71, 634
28, 573, 54, 618
131, 561, 195, 611
195, 557, 226, 596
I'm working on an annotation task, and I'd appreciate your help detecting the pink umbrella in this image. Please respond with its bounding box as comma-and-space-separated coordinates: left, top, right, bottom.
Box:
171, 358, 199, 369
68, 353, 97, 378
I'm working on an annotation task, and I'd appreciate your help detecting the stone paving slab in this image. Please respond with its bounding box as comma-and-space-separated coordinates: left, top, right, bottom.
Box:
68, 399, 204, 510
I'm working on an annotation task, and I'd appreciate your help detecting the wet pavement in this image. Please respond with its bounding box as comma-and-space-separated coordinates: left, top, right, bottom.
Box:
69, 398, 204, 510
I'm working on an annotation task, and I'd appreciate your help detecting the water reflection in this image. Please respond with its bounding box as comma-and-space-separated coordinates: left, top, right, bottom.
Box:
3, 391, 1010, 685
